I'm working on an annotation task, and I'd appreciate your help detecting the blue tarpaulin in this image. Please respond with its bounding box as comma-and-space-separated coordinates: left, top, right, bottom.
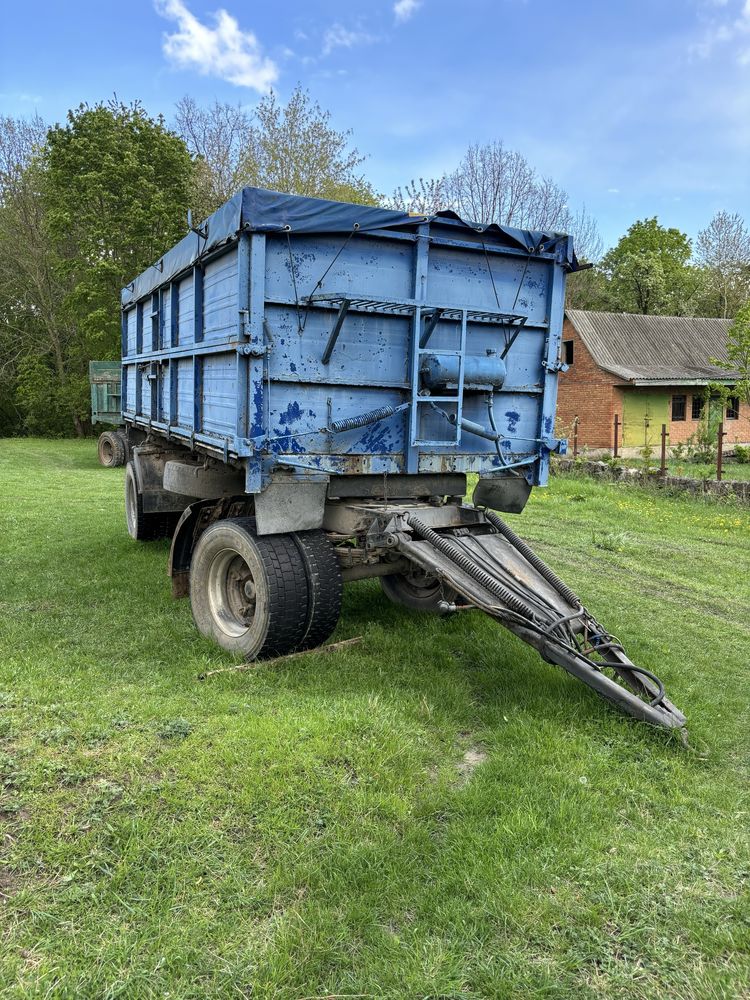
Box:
122, 186, 579, 305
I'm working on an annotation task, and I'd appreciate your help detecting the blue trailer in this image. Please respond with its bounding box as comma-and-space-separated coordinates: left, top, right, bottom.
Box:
120, 188, 685, 732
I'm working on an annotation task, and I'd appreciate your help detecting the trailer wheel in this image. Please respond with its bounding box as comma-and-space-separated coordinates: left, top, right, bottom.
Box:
190, 518, 309, 659
380, 568, 458, 613
98, 431, 126, 468
292, 531, 343, 650
125, 462, 178, 541
114, 429, 130, 463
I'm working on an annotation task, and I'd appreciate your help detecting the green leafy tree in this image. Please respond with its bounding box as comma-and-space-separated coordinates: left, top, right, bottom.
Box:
714, 301, 750, 405
565, 265, 610, 311
601, 217, 696, 315
43, 99, 194, 427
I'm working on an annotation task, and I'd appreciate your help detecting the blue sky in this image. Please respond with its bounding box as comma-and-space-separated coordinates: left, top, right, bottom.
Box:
2, 0, 749, 251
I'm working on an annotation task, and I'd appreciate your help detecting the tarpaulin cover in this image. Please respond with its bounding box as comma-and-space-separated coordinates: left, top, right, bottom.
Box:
122, 186, 580, 305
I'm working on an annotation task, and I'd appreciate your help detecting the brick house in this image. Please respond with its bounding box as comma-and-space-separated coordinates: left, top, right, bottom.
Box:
556, 310, 750, 454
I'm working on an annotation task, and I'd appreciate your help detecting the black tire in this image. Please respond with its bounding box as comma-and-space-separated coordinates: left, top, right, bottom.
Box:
292, 530, 343, 650
189, 517, 309, 659
125, 462, 178, 542
98, 431, 126, 468
380, 567, 458, 613
114, 429, 130, 464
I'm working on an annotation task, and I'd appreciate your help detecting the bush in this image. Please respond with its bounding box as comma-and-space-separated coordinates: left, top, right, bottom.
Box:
735, 444, 750, 464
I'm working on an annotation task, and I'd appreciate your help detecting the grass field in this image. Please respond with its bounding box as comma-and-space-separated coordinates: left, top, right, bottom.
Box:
609, 456, 750, 482
1, 439, 749, 999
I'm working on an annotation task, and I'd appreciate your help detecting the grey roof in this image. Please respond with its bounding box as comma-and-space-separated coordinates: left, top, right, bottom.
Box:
565, 310, 738, 385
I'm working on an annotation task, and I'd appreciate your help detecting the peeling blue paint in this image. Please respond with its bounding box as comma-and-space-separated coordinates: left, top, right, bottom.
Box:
271, 425, 306, 454
505, 410, 520, 433
278, 400, 302, 424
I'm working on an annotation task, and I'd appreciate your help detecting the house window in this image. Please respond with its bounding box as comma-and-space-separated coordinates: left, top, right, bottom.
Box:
691, 395, 704, 420
727, 396, 740, 420
563, 340, 574, 365
671, 394, 686, 421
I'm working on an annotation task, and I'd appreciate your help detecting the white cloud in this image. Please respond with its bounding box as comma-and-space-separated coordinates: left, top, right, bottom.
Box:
154, 0, 278, 91
607, 187, 620, 194
394, 0, 422, 23
322, 23, 378, 55
691, 0, 750, 62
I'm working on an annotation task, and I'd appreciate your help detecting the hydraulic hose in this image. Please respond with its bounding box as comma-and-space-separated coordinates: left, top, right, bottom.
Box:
406, 514, 538, 619
481, 507, 582, 609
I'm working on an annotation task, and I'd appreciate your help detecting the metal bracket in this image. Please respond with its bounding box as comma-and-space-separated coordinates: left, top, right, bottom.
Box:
236, 344, 267, 358
419, 308, 444, 349
542, 359, 569, 373
321, 298, 351, 364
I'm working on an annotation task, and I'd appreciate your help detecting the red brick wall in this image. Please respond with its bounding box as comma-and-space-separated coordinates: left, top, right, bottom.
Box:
556, 317, 626, 448
556, 317, 750, 451
666, 390, 750, 446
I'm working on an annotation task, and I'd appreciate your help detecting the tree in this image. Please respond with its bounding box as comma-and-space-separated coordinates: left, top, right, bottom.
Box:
42, 100, 194, 432
175, 87, 378, 216
389, 177, 446, 215
715, 301, 750, 405
695, 211, 750, 319
0, 114, 79, 434
600, 217, 695, 315
252, 87, 377, 205
174, 96, 258, 218
392, 140, 603, 263
565, 265, 610, 311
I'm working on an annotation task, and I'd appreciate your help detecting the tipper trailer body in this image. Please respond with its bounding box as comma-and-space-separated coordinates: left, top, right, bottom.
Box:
119, 188, 686, 733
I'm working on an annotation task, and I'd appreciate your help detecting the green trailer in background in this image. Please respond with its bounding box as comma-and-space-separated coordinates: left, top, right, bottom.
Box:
89, 361, 129, 467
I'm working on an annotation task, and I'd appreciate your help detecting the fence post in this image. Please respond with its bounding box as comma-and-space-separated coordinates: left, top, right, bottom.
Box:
613, 413, 619, 458
717, 421, 726, 481
660, 423, 668, 477
573, 416, 579, 457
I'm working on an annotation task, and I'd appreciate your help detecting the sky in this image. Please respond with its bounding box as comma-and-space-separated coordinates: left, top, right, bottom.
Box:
1, 0, 749, 252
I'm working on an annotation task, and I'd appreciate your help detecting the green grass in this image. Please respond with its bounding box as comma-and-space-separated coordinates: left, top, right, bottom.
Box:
1, 439, 749, 1000
605, 456, 750, 482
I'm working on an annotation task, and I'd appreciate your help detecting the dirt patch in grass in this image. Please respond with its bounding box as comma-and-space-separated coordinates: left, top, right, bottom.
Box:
455, 745, 487, 785
0, 867, 20, 901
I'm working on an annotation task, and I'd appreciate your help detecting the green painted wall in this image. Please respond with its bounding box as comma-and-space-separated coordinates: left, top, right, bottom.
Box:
622, 391, 670, 447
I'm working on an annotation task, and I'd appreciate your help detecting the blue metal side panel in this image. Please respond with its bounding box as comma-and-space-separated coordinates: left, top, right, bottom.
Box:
265, 233, 414, 304
202, 353, 238, 437
177, 273, 194, 345
176, 357, 194, 427
125, 367, 136, 413
203, 252, 238, 343
125, 308, 137, 356
140, 367, 151, 419
121, 208, 570, 489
